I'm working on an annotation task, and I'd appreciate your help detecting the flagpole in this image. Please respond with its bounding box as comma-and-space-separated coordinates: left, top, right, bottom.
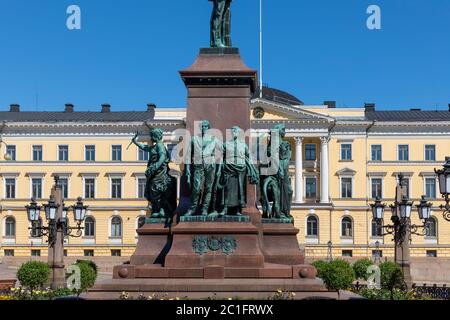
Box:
259, 0, 263, 98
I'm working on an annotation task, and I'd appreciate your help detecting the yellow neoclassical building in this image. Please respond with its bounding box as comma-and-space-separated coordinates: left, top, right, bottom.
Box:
1, 89, 450, 261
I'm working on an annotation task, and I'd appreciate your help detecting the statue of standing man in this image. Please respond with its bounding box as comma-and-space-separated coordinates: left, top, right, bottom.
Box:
185, 120, 222, 216
209, 0, 233, 48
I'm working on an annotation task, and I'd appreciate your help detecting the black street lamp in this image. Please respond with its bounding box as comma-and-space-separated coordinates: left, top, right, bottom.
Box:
370, 178, 430, 246
435, 157, 450, 221
26, 185, 88, 246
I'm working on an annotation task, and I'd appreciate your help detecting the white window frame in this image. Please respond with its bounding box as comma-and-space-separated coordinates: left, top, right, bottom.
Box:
109, 213, 123, 244
28, 174, 45, 199
109, 174, 125, 199
84, 145, 96, 162
340, 143, 352, 161
31, 145, 43, 161
424, 216, 438, 244
111, 145, 123, 162
339, 176, 354, 199
3, 215, 16, 238
397, 144, 409, 161
424, 144, 436, 162
340, 215, 354, 244
6, 145, 16, 161
57, 145, 69, 162
370, 177, 384, 200
371, 144, 382, 161
3, 174, 19, 199
304, 175, 318, 200
55, 175, 71, 199
305, 214, 319, 241
423, 176, 437, 200
82, 175, 97, 199
135, 174, 147, 199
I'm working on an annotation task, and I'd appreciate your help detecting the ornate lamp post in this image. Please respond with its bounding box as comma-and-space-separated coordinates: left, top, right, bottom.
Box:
25, 176, 88, 289
327, 241, 333, 262
369, 174, 432, 287
435, 157, 450, 221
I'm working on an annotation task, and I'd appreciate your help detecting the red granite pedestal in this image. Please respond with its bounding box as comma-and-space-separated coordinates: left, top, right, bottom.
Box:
93, 48, 327, 299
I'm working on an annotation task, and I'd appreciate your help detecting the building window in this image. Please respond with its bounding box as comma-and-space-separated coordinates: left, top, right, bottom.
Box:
342, 250, 353, 257
371, 178, 383, 199
5, 178, 16, 199
426, 250, 437, 258
85, 145, 96, 161
425, 217, 437, 238
31, 250, 41, 257
112, 145, 122, 161
401, 177, 411, 198
64, 250, 68, 257
138, 148, 149, 161
6, 145, 16, 161
111, 250, 121, 257
371, 219, 383, 237
84, 178, 95, 199
306, 216, 318, 237
111, 178, 122, 199
398, 145, 409, 161
305, 144, 316, 161
58, 145, 69, 162
84, 250, 94, 257
305, 178, 317, 199
137, 216, 146, 229
59, 178, 68, 199
4, 249, 14, 257
341, 178, 352, 198
341, 144, 352, 161
111, 217, 122, 237
425, 145, 436, 161
425, 178, 436, 199
84, 217, 95, 237
341, 217, 353, 237
371, 145, 382, 161
30, 219, 42, 238
138, 178, 147, 199
5, 217, 16, 237
32, 178, 43, 199
32, 145, 43, 161
372, 250, 383, 258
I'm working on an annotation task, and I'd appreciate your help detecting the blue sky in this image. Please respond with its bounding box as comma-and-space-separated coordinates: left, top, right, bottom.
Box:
0, 0, 449, 112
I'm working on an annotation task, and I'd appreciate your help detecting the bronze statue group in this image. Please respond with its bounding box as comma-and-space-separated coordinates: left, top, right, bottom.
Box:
132, 120, 293, 221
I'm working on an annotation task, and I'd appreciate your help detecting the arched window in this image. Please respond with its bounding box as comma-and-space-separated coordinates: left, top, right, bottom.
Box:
84, 217, 95, 237
425, 217, 437, 238
31, 218, 42, 238
306, 216, 318, 237
5, 217, 16, 237
341, 217, 353, 237
111, 216, 122, 237
137, 216, 146, 229
371, 219, 383, 237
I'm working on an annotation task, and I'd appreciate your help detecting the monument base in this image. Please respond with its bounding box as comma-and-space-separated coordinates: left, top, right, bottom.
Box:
89, 277, 328, 300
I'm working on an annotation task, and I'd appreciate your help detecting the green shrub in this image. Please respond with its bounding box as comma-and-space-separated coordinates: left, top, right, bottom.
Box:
16, 261, 50, 294
311, 260, 328, 279
352, 258, 374, 281
379, 262, 404, 299
71, 261, 97, 297
320, 259, 355, 292
75, 260, 98, 275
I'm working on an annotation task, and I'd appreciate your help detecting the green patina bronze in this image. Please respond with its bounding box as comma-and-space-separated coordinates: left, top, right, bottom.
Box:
192, 235, 237, 255
209, 0, 233, 48
185, 120, 222, 216
217, 126, 259, 216
260, 124, 294, 220
132, 129, 177, 219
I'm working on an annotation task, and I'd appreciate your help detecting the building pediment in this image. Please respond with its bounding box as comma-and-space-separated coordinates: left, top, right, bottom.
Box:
336, 168, 357, 176
251, 98, 334, 122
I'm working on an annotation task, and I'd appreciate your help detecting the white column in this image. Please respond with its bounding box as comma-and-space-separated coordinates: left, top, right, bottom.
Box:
294, 137, 303, 203
320, 137, 330, 203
